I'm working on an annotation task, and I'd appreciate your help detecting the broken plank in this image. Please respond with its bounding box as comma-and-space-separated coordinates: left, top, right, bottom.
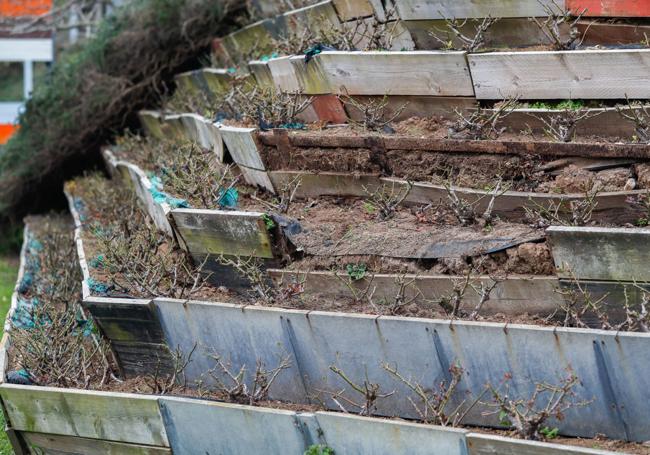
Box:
0, 385, 168, 446
547, 226, 650, 281
468, 49, 650, 100
170, 208, 274, 258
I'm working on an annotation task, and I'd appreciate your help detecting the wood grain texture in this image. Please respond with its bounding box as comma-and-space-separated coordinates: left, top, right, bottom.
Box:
267, 56, 301, 92
112, 341, 173, 377
219, 125, 266, 170
171, 208, 274, 258
0, 385, 168, 446
468, 49, 650, 100
568, 0, 650, 17
547, 226, 650, 281
82, 297, 163, 343
313, 51, 475, 96
23, 432, 171, 455
394, 0, 564, 20
238, 165, 276, 193
248, 60, 275, 89
577, 20, 650, 46
269, 270, 562, 315
332, 0, 375, 20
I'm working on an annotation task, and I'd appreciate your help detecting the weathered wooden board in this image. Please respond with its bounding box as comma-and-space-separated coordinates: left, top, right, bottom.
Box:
178, 113, 224, 161
568, 0, 650, 17
111, 341, 173, 377
0, 385, 169, 446
267, 56, 301, 92
200, 68, 235, 95
290, 55, 332, 94
394, 0, 564, 20
22, 432, 171, 455
219, 125, 266, 170
248, 60, 275, 88
332, 0, 375, 20
577, 20, 650, 46
269, 270, 562, 315
159, 397, 311, 454
138, 111, 166, 141
343, 18, 416, 51
170, 208, 274, 258
226, 20, 276, 63
468, 49, 650, 100
269, 171, 379, 198
312, 51, 475, 96
311, 94, 348, 123
154, 298, 650, 441
238, 165, 276, 193
83, 297, 162, 343
467, 433, 619, 455
547, 226, 650, 282
283, 0, 342, 35
344, 95, 476, 121
405, 18, 562, 50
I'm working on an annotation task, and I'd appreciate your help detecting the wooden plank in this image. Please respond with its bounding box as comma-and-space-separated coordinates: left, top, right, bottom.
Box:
238, 165, 276, 193
343, 95, 476, 121
332, 0, 375, 20
170, 208, 274, 258
200, 68, 233, 95
270, 270, 562, 315
342, 18, 415, 51
404, 18, 559, 50
112, 341, 173, 377
82, 297, 163, 344
394, 0, 564, 20
248, 60, 275, 88
313, 51, 475, 96
283, 0, 342, 34
289, 55, 332, 94
219, 125, 266, 170
23, 432, 171, 455
577, 20, 650, 46
0, 385, 168, 446
138, 111, 166, 141
311, 94, 348, 123
227, 20, 275, 63
467, 433, 620, 455
267, 56, 301, 92
568, 0, 650, 17
468, 49, 650, 100
269, 171, 380, 198
5, 427, 27, 455
547, 226, 650, 281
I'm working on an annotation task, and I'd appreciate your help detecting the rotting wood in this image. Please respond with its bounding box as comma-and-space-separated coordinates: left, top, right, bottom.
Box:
468, 49, 650, 100
0, 385, 169, 446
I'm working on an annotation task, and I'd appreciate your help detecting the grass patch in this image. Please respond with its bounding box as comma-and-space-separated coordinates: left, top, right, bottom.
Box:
0, 257, 17, 454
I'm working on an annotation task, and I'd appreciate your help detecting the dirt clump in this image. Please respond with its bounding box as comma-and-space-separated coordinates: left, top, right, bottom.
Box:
539, 165, 632, 193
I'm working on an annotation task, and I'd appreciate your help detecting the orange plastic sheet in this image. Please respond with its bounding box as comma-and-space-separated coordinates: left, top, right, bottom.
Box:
0, 0, 51, 17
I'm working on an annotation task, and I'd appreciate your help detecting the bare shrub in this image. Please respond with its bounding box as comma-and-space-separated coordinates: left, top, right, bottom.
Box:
528, 108, 601, 143
448, 99, 518, 140
244, 88, 314, 129
616, 95, 650, 144
339, 93, 408, 132
145, 344, 196, 395
383, 362, 484, 426
430, 16, 499, 52
524, 188, 599, 227
362, 181, 413, 221
530, 0, 586, 50
439, 177, 510, 227
200, 352, 291, 405
215, 254, 275, 303
253, 175, 302, 214
321, 365, 395, 416
483, 371, 591, 441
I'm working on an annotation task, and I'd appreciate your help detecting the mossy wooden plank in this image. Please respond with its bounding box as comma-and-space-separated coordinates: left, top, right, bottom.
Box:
173, 70, 198, 98
284, 0, 342, 35
171, 208, 274, 258
23, 432, 171, 455
394, 0, 564, 20
82, 297, 164, 344
0, 385, 168, 446
548, 226, 650, 282
228, 20, 275, 63
138, 111, 166, 141
313, 51, 474, 96
248, 61, 275, 88
468, 49, 650, 100
289, 55, 332, 94
199, 68, 231, 95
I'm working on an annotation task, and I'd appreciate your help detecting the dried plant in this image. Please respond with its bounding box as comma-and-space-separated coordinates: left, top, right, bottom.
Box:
323, 365, 395, 416
524, 188, 599, 227
383, 362, 484, 426
483, 371, 591, 441
439, 177, 510, 226
449, 99, 518, 140
616, 95, 650, 144
201, 352, 291, 405
240, 87, 313, 130
145, 344, 196, 395
216, 254, 275, 303
430, 16, 499, 52
530, 0, 586, 50
253, 175, 302, 214
339, 93, 408, 132
362, 181, 413, 221
529, 108, 601, 143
